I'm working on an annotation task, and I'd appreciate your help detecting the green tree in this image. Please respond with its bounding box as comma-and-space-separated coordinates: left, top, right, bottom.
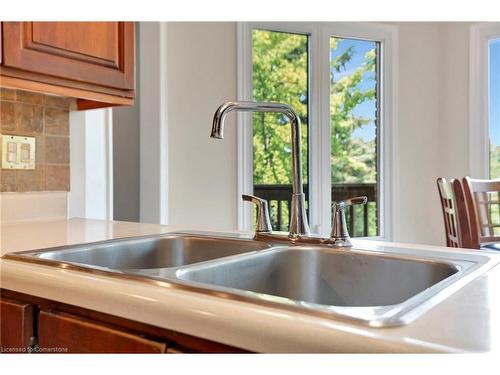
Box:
330, 38, 376, 183
329, 38, 378, 236
252, 32, 377, 185
490, 143, 500, 179
489, 144, 500, 234
252, 30, 308, 185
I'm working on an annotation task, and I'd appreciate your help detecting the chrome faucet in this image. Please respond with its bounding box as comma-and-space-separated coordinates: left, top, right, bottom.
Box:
210, 101, 310, 237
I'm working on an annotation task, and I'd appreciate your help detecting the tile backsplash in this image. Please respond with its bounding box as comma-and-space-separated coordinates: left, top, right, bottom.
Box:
0, 88, 74, 192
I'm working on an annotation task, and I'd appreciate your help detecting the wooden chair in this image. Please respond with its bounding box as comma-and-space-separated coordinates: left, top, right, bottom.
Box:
436, 178, 474, 248
463, 177, 500, 250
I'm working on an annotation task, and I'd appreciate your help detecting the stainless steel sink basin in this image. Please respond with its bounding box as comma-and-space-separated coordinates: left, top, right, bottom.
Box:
172, 244, 496, 326
17, 234, 272, 270
4, 231, 496, 327
176, 248, 458, 307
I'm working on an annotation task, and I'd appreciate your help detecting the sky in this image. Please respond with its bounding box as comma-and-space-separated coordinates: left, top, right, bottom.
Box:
490, 39, 500, 147
330, 38, 377, 142
330, 38, 500, 148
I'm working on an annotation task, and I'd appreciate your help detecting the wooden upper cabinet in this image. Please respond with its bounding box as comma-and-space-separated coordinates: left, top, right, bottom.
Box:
0, 22, 135, 109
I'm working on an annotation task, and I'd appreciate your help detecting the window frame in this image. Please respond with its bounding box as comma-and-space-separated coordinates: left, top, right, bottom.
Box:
470, 22, 500, 179
237, 22, 399, 241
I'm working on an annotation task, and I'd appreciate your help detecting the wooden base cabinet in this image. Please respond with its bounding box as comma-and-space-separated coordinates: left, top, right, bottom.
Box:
0, 298, 34, 353
0, 289, 248, 354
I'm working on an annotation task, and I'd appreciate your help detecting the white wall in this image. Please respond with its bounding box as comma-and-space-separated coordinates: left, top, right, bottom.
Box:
396, 22, 473, 245
166, 22, 238, 230
68, 109, 113, 220
439, 22, 471, 178
68, 110, 86, 218
396, 22, 444, 245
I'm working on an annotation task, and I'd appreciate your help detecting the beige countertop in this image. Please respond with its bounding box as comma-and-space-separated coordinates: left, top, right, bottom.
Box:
1, 218, 500, 353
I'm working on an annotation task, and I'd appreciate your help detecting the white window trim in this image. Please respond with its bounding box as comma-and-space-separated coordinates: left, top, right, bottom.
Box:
237, 22, 399, 241
469, 22, 500, 179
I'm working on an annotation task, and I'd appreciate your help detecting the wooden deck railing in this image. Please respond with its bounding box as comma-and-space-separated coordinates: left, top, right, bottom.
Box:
253, 183, 378, 236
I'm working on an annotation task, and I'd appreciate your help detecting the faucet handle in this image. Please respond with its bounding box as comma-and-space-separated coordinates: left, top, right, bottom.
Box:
331, 196, 367, 247
242, 194, 272, 233
333, 196, 368, 211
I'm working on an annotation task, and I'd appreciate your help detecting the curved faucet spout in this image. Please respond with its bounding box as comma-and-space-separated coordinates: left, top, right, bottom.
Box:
211, 101, 298, 139
210, 100, 310, 236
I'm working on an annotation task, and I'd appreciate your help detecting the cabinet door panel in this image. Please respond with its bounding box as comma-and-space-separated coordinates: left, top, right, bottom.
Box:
31, 23, 119, 65
2, 22, 134, 90
38, 310, 166, 353
0, 298, 34, 350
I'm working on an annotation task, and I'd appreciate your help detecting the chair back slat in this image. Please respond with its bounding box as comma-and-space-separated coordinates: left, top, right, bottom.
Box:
463, 177, 500, 247
437, 178, 474, 248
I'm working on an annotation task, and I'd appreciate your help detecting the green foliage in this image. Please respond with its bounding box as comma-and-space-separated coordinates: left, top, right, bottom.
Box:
252, 32, 377, 186
490, 143, 500, 179
330, 38, 377, 183
489, 144, 500, 235
252, 30, 308, 185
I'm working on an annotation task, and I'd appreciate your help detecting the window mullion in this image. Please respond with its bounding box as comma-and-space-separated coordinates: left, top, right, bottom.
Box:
309, 25, 333, 236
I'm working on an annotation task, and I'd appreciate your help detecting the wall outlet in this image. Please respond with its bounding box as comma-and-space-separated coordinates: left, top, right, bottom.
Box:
1, 134, 36, 170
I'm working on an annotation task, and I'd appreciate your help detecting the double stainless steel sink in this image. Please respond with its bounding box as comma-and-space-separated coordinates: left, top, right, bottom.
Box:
4, 232, 496, 327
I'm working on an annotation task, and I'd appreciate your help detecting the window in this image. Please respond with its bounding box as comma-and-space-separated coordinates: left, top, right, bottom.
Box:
470, 23, 500, 179
330, 37, 380, 237
239, 23, 397, 239
487, 38, 500, 231
490, 39, 500, 178
251, 30, 310, 231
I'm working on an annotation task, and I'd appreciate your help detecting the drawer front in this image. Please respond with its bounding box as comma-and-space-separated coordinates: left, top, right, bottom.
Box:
38, 310, 166, 353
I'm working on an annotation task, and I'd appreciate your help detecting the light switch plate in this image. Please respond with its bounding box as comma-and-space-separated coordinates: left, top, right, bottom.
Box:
1, 134, 36, 170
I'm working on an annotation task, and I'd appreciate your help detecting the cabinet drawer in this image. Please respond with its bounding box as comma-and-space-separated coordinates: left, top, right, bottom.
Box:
38, 310, 166, 353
